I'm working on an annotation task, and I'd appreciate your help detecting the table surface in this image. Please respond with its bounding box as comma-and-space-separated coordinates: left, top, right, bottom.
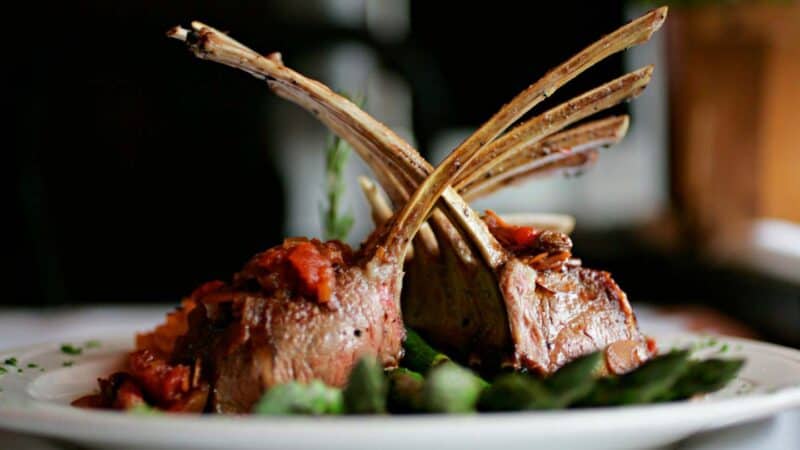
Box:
0, 304, 797, 450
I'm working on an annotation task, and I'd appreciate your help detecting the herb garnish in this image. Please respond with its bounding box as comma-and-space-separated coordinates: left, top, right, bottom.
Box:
4, 357, 17, 366
62, 361, 74, 367
60, 344, 83, 355
128, 404, 161, 416
85, 340, 101, 349
320, 93, 363, 242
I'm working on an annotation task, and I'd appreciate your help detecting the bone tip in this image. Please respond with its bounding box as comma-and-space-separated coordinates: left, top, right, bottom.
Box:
358, 176, 375, 192
655, 6, 669, 21
166, 26, 189, 41
637, 64, 655, 79
648, 6, 669, 32
190, 21, 208, 31
617, 115, 631, 137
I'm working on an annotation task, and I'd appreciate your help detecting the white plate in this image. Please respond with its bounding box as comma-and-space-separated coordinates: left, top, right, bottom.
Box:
0, 333, 798, 450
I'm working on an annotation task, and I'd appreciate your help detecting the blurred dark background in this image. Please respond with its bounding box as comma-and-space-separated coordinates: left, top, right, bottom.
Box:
6, 1, 800, 345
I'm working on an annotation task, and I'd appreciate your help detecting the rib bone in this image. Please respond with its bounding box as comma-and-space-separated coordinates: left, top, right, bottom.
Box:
460, 115, 628, 198
167, 6, 665, 270
360, 177, 576, 235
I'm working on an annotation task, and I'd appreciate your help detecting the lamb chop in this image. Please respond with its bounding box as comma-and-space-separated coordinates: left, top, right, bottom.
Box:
358, 117, 632, 369
166, 6, 665, 380
152, 7, 666, 413
141, 139, 475, 412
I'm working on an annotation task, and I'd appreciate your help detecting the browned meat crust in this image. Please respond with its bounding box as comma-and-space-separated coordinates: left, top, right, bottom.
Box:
170, 239, 405, 413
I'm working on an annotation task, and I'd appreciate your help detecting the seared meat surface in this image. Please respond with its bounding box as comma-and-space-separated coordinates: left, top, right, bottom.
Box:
172, 238, 405, 413
403, 212, 650, 375
500, 259, 649, 374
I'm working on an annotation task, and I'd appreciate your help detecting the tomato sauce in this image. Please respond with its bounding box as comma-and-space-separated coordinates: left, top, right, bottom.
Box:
244, 238, 352, 304
483, 210, 540, 252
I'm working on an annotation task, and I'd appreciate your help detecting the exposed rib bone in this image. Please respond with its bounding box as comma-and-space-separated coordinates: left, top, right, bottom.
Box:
452, 68, 651, 195
460, 115, 628, 197
359, 177, 395, 227
465, 149, 600, 201
369, 117, 622, 262
359, 177, 437, 260
439, 7, 666, 178
360, 177, 576, 235
386, 66, 651, 266
361, 116, 624, 260
167, 7, 665, 270
373, 116, 626, 205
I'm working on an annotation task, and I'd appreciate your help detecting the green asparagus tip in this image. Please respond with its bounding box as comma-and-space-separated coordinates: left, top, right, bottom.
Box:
402, 328, 450, 374
343, 356, 387, 414
255, 380, 343, 415
423, 362, 485, 413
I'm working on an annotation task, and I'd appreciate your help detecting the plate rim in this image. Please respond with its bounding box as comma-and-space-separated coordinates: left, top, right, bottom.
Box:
0, 332, 799, 448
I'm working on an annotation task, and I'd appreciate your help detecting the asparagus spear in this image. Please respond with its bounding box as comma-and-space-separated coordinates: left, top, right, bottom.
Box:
478, 373, 555, 411
659, 358, 745, 401
254, 380, 343, 415
343, 356, 388, 414
387, 368, 424, 413
402, 328, 450, 373
581, 350, 691, 406
545, 351, 604, 407
250, 352, 739, 416
478, 352, 603, 411
423, 362, 486, 413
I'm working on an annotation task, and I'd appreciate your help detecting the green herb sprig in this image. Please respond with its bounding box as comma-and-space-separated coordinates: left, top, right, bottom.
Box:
320, 93, 364, 241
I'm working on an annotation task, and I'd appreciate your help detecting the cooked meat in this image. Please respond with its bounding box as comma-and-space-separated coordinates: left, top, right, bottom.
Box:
400, 233, 511, 369
75, 8, 667, 414
483, 210, 573, 257
172, 238, 405, 413
72, 350, 209, 412
500, 260, 649, 374
402, 212, 649, 375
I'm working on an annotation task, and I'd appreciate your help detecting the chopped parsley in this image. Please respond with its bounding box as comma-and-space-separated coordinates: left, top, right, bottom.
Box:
17, 368, 22, 373
4, 357, 18, 366
27, 363, 38, 368
60, 344, 83, 355
84, 340, 101, 349
0, 367, 6, 375
62, 361, 74, 367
